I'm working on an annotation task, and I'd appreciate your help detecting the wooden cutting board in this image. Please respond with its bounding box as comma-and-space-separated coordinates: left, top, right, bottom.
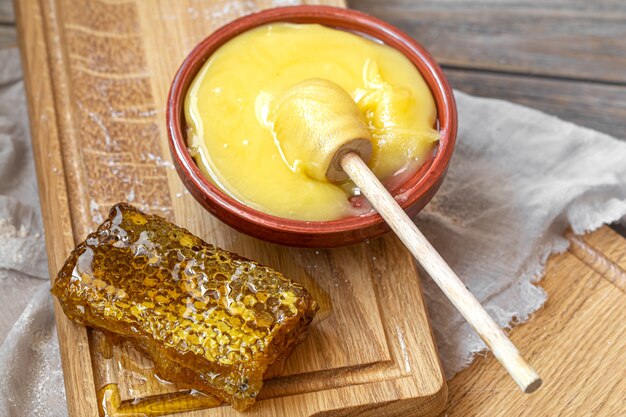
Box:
15, 0, 447, 416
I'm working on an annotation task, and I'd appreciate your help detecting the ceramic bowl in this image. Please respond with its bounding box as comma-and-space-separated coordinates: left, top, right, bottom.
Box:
167, 5, 457, 247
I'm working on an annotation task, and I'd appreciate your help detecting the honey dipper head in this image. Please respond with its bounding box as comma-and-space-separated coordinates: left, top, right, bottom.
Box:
270, 78, 372, 183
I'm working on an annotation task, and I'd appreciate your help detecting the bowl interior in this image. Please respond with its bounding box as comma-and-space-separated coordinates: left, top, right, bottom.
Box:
167, 6, 456, 236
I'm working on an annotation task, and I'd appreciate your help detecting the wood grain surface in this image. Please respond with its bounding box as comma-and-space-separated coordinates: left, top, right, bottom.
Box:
346, 1, 626, 415
442, 69, 626, 139
15, 0, 626, 416
444, 228, 626, 416
15, 0, 448, 416
349, 0, 626, 84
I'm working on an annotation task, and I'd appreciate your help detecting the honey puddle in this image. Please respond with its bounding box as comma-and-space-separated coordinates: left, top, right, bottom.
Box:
90, 330, 222, 417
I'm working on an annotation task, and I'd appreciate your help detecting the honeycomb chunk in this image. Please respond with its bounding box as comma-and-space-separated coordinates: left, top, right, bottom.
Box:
51, 203, 318, 410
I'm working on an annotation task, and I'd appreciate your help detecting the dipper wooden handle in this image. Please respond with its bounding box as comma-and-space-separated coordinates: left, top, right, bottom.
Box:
273, 78, 541, 392
341, 152, 542, 393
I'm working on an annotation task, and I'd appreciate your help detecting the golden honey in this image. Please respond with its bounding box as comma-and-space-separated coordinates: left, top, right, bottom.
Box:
185, 23, 439, 221
52, 203, 318, 410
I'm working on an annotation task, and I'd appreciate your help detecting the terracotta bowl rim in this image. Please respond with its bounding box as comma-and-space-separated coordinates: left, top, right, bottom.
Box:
167, 5, 457, 237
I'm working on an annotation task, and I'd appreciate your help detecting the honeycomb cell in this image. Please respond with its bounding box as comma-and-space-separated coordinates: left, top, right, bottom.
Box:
51, 203, 318, 410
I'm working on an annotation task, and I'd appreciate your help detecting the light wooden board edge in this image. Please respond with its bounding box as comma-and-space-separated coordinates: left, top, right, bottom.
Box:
14, 0, 99, 416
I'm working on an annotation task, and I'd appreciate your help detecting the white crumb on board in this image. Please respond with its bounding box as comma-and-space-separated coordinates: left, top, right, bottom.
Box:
126, 187, 135, 202
272, 0, 301, 6
186, 1, 257, 22
396, 326, 411, 373
144, 152, 174, 169
75, 99, 112, 147
89, 199, 103, 224
110, 108, 158, 119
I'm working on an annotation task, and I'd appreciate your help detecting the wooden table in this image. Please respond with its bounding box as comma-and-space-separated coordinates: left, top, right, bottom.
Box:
14, 0, 626, 415
348, 1, 626, 415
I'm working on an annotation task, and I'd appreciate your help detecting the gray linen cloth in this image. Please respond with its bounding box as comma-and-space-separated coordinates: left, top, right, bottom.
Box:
1, 50, 626, 417
0, 47, 66, 417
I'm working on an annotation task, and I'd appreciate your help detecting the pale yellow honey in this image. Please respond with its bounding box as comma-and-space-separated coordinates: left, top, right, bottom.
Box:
185, 23, 439, 221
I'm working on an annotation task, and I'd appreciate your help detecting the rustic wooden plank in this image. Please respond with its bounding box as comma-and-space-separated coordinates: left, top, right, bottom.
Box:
0, 0, 16, 48
0, 26, 16, 49
0, 0, 14, 24
349, 0, 626, 83
442, 68, 626, 139
444, 242, 626, 416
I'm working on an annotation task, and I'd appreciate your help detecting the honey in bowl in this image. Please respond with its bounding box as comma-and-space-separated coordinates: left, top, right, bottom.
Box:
185, 23, 439, 221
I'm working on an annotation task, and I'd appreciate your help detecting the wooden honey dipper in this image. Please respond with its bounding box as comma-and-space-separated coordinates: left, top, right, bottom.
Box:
271, 78, 542, 393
